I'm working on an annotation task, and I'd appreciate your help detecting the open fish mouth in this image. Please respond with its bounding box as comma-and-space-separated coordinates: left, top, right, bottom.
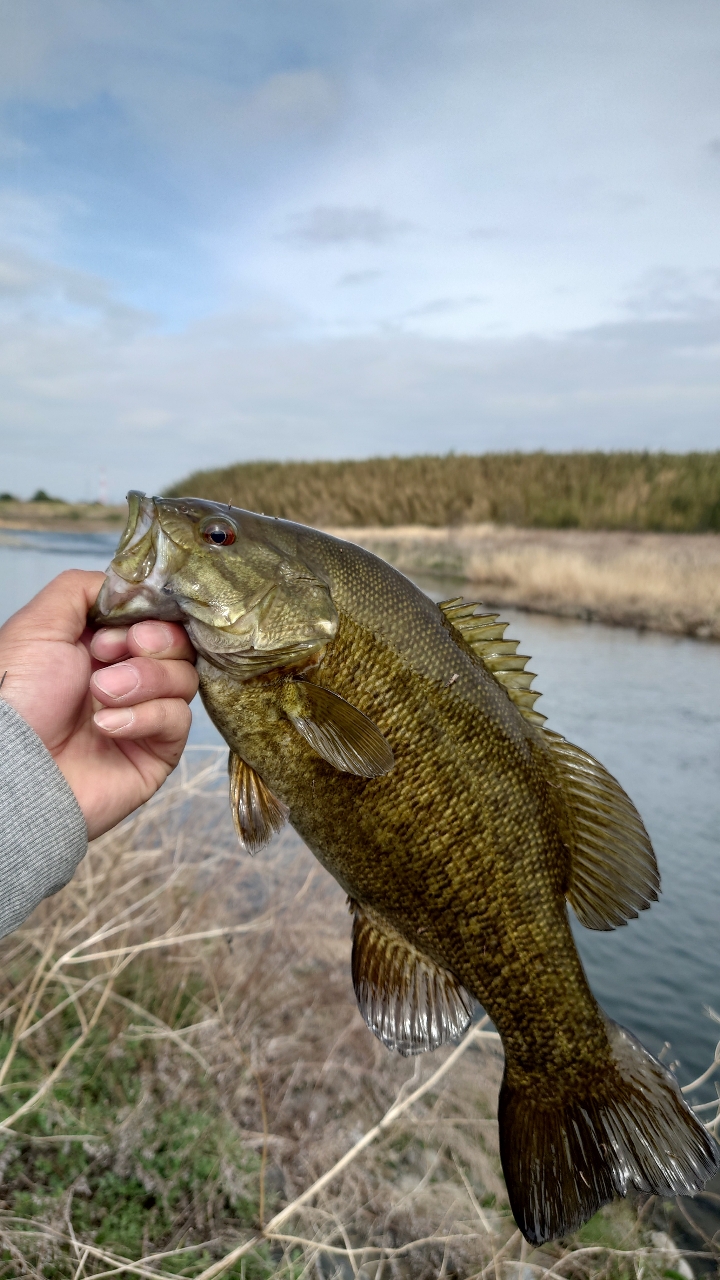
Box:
91, 491, 187, 625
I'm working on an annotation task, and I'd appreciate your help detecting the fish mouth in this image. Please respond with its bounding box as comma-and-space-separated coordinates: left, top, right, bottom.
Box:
90, 492, 187, 626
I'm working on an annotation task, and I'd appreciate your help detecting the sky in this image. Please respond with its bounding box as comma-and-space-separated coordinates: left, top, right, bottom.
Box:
1, 0, 720, 501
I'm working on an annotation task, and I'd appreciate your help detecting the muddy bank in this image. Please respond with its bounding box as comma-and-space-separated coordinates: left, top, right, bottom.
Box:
330, 525, 720, 639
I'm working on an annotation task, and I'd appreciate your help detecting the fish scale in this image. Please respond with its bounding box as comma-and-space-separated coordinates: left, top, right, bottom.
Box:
91, 493, 719, 1246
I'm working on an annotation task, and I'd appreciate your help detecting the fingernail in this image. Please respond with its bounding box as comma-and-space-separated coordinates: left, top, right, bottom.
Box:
89, 628, 128, 659
133, 621, 174, 653
93, 664, 140, 697
94, 707, 134, 731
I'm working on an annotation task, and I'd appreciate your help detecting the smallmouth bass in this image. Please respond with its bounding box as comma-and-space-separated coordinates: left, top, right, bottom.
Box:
92, 492, 719, 1244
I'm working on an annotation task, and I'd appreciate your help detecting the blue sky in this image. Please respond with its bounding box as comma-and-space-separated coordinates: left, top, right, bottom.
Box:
1, 0, 720, 500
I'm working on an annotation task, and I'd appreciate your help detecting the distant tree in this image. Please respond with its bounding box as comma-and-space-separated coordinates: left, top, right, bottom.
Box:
0, 492, 17, 501
31, 489, 63, 503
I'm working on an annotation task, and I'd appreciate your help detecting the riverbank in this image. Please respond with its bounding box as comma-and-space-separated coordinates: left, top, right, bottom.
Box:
4, 507, 720, 639
0, 499, 126, 533
331, 524, 720, 639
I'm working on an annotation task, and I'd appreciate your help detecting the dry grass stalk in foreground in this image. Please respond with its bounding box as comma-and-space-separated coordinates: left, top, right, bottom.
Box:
0, 750, 718, 1278
335, 525, 720, 639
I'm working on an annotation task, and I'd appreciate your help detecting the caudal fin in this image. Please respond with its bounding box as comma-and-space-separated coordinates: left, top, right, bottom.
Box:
499, 1019, 720, 1245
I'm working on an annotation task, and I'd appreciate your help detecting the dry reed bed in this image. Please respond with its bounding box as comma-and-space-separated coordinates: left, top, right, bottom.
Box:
167, 452, 720, 534
0, 751, 717, 1278
332, 525, 720, 639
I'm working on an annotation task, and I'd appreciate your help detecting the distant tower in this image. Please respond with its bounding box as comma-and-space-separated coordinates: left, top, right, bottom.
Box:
99, 467, 108, 506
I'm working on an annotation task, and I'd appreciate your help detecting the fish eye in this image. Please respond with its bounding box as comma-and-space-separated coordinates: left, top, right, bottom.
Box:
200, 519, 237, 547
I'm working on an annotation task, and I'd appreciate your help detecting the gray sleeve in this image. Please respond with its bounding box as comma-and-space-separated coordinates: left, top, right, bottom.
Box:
0, 698, 88, 939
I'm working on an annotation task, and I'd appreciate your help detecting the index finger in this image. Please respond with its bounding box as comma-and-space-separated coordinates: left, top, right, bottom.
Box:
126, 620, 195, 662
90, 620, 195, 664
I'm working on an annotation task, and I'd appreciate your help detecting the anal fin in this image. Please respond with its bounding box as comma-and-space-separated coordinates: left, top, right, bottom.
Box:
228, 752, 289, 855
545, 731, 660, 930
350, 902, 473, 1055
282, 680, 394, 778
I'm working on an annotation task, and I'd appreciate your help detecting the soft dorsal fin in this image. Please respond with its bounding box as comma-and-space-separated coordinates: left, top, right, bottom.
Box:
228, 752, 289, 855
439, 599, 659, 931
439, 597, 546, 727
544, 730, 660, 930
350, 902, 474, 1055
281, 680, 394, 778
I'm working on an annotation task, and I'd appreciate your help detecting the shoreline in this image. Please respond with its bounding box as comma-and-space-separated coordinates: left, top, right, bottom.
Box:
4, 508, 720, 639
328, 524, 720, 640
0, 501, 126, 534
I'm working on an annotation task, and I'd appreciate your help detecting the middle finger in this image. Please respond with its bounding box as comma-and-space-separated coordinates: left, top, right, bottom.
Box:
90, 655, 199, 706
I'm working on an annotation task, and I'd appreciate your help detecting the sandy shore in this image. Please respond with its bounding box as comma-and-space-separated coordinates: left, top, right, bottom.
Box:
330, 524, 720, 639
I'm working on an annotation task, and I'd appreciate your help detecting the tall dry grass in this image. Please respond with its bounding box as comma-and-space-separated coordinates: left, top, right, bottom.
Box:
334, 525, 720, 639
166, 453, 720, 534
0, 751, 718, 1278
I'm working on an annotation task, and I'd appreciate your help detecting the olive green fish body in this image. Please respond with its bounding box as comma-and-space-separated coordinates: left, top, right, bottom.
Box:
199, 607, 606, 1091
92, 494, 719, 1245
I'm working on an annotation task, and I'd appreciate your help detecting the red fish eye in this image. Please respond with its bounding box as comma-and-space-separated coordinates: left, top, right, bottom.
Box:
201, 520, 236, 547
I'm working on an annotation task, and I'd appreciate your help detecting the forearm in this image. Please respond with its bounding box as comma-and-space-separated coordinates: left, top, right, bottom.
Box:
0, 698, 87, 939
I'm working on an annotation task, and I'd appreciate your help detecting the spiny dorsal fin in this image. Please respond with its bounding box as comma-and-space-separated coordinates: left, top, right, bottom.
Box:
439, 599, 659, 932
350, 901, 474, 1055
281, 680, 394, 778
439, 597, 546, 727
228, 752, 289, 855
544, 730, 660, 930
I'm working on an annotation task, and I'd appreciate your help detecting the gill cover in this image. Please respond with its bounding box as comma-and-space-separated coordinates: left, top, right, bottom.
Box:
92, 492, 339, 676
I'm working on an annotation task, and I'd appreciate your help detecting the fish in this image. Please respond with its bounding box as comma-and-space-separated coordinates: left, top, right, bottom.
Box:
91, 491, 719, 1245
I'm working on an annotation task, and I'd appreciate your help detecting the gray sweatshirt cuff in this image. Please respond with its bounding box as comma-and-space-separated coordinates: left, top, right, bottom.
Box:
0, 698, 88, 939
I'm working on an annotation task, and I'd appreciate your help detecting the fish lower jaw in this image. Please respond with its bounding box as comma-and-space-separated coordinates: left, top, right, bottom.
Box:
93, 567, 185, 624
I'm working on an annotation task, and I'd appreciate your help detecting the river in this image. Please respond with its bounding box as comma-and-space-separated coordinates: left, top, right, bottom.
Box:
2, 527, 719, 1091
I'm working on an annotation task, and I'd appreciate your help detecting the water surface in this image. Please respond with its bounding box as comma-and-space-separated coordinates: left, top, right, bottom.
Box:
2, 531, 719, 1086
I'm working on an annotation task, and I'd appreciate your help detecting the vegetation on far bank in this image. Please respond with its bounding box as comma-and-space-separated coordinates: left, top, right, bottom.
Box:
167, 452, 720, 533
0, 497, 125, 532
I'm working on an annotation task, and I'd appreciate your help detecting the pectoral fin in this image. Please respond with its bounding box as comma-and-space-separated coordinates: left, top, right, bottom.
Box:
281, 680, 394, 778
228, 752, 289, 855
350, 902, 474, 1055
545, 730, 660, 930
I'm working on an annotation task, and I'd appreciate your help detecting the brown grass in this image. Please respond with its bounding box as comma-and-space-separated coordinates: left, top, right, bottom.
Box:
333, 525, 720, 639
166, 453, 720, 534
0, 752, 717, 1277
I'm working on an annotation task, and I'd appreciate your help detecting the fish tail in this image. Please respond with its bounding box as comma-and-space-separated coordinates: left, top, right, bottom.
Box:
498, 1018, 720, 1245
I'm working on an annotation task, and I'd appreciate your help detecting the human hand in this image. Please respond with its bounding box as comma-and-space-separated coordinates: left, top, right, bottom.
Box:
0, 569, 198, 839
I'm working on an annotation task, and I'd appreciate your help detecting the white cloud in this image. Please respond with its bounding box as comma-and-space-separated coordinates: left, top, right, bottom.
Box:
1, 287, 719, 502
0, 243, 151, 333
1, 0, 720, 502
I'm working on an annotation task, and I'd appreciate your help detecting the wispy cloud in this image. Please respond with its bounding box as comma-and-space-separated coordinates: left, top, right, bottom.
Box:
337, 270, 384, 287
403, 296, 488, 319
282, 206, 413, 246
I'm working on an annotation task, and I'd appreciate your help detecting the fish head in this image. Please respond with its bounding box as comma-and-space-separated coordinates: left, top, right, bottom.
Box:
92, 492, 338, 675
